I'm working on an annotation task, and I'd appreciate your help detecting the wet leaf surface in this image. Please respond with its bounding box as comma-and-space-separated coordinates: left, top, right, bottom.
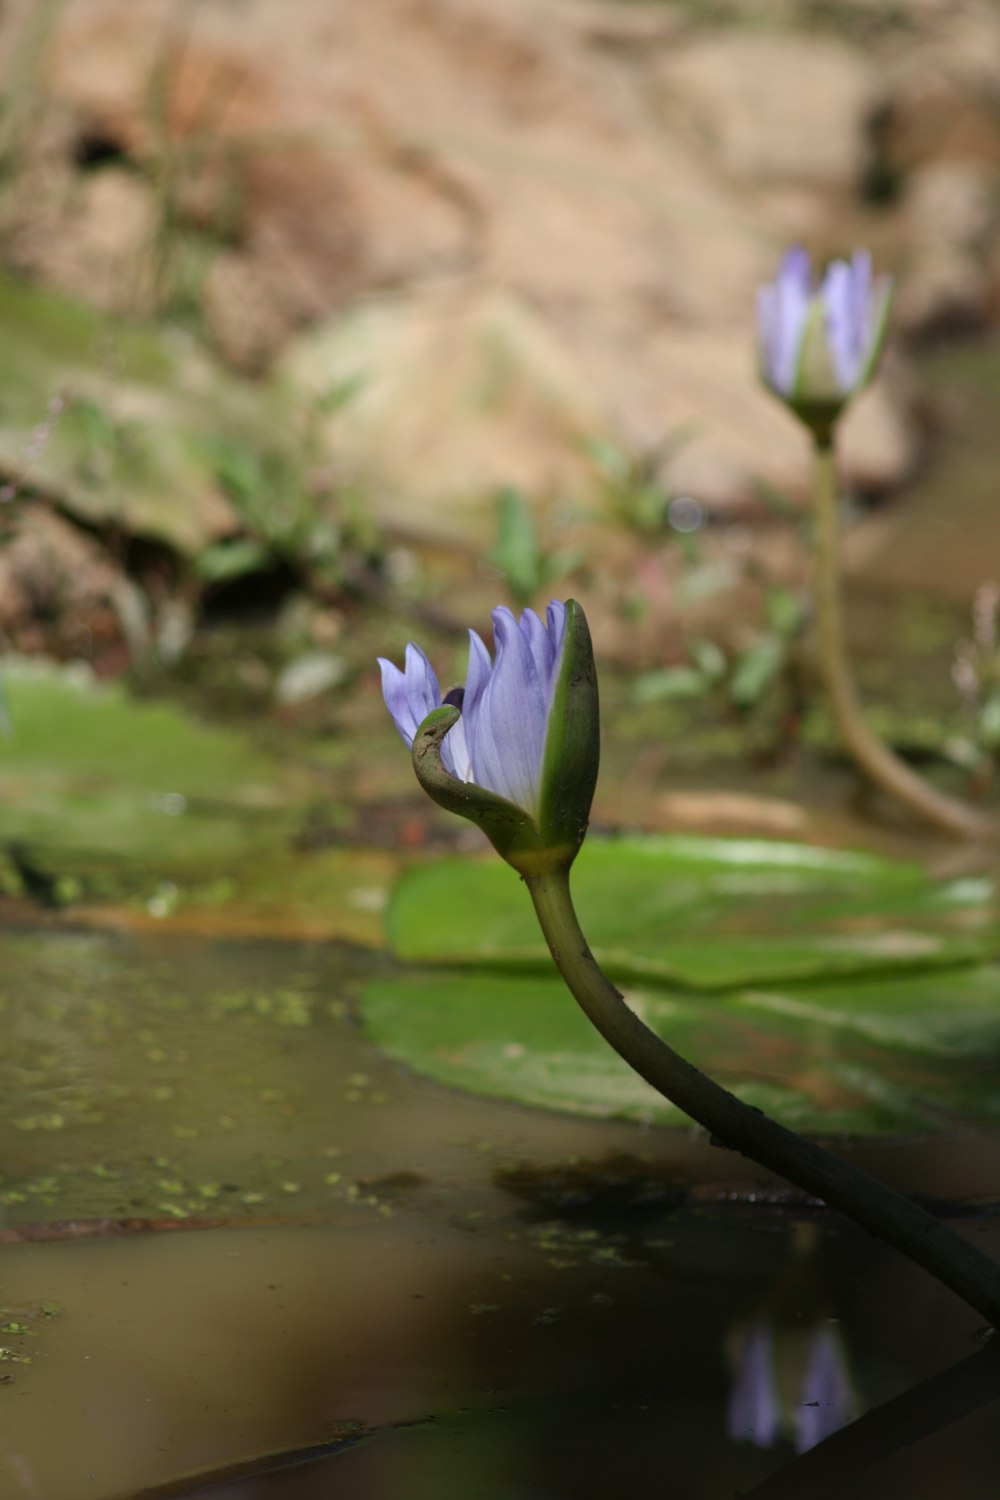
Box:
389, 837, 998, 988
361, 835, 1000, 1135
360, 962, 1000, 1135
0, 662, 395, 943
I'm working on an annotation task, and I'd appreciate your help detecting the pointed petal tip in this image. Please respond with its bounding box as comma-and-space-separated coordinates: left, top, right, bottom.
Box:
781, 244, 813, 286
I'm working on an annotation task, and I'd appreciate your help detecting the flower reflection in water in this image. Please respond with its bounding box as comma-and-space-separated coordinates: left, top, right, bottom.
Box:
727, 1315, 859, 1455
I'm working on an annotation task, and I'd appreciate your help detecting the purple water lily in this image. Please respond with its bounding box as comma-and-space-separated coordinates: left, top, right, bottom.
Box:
757, 246, 892, 405
378, 601, 568, 820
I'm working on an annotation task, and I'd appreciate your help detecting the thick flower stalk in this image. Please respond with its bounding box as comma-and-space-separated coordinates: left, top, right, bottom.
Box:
380, 599, 1000, 1324
759, 246, 995, 839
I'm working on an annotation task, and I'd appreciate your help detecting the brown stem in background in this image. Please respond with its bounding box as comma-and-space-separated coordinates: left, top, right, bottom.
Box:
812, 440, 996, 840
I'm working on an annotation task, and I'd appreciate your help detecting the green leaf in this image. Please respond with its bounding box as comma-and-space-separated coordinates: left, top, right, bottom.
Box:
765, 585, 805, 639
359, 961, 1000, 1135
491, 486, 542, 605
729, 634, 785, 709
196, 537, 274, 583
388, 836, 995, 989
632, 666, 707, 704
689, 637, 727, 683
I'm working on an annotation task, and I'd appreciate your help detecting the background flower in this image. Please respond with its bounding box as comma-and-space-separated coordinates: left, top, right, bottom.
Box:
757, 246, 892, 408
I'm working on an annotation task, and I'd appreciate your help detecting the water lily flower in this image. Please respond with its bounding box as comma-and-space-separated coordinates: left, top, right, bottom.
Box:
757, 246, 892, 432
378, 599, 599, 874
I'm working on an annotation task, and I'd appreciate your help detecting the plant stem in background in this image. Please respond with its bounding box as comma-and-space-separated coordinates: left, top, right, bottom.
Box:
526, 865, 1000, 1326
0, 0, 64, 176
811, 439, 995, 839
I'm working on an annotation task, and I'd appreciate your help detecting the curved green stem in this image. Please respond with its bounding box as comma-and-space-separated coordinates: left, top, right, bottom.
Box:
526, 865, 1000, 1325
812, 440, 996, 840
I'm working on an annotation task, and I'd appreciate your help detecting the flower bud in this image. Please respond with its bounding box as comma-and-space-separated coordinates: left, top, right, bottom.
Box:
757, 246, 892, 442
380, 600, 599, 875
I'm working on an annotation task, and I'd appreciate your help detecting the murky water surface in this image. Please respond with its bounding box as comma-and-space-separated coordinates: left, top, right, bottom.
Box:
1, 928, 999, 1499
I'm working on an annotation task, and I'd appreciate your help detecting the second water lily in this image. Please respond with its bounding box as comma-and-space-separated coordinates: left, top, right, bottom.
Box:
757, 245, 892, 429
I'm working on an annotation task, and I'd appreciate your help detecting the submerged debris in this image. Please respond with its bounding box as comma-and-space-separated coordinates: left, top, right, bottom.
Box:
493, 1152, 690, 1219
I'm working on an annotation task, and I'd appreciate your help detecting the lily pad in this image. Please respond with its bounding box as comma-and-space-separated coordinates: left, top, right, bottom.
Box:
360, 963, 1000, 1135
388, 837, 997, 989
0, 660, 393, 942
363, 834, 1000, 1134
0, 658, 295, 868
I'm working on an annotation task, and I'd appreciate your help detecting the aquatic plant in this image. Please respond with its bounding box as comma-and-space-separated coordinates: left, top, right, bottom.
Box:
757, 247, 891, 416
759, 246, 994, 839
634, 583, 809, 765
488, 486, 583, 611
380, 600, 598, 874
380, 599, 1000, 1324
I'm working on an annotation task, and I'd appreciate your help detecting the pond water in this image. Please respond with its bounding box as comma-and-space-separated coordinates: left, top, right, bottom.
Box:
1, 927, 999, 1499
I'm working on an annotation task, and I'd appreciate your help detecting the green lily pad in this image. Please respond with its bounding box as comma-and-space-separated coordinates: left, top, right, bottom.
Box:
0, 660, 393, 942
0, 659, 294, 869
364, 835, 1000, 1134
389, 837, 997, 989
360, 962, 1000, 1135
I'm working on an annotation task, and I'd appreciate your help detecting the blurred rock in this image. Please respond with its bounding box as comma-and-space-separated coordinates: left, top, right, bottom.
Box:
907, 160, 999, 250
22, 166, 157, 316
896, 253, 994, 338
878, 0, 1000, 171
204, 143, 477, 373
579, 330, 917, 515
0, 508, 118, 651
277, 285, 604, 546
0, 270, 292, 556
281, 285, 918, 544
274, 652, 347, 706
839, 379, 920, 495
0, 0, 971, 527
654, 33, 879, 189
896, 162, 1000, 336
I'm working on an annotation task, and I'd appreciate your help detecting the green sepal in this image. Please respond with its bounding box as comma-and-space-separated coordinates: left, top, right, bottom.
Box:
536, 598, 600, 863
785, 397, 843, 448
790, 297, 831, 402
767, 279, 894, 445
411, 706, 555, 875
857, 279, 894, 393
411, 599, 600, 876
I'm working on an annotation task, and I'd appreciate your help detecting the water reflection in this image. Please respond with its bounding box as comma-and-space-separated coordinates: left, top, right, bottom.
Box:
2, 931, 1000, 1499
727, 1318, 858, 1454
726, 1225, 859, 1454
